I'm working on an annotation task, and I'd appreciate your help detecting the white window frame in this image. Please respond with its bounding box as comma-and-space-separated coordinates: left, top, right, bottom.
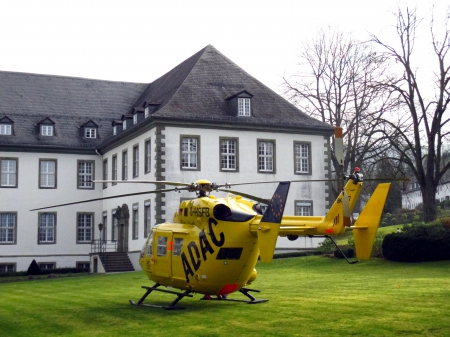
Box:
144, 107, 150, 118
41, 125, 54, 136
133, 145, 139, 178
258, 140, 275, 173
220, 138, 238, 171
133, 114, 138, 125
145, 139, 151, 173
85, 128, 97, 138
238, 98, 251, 116
144, 200, 151, 238
0, 124, 12, 135
40, 159, 56, 188
295, 201, 313, 216
1, 158, 17, 187
77, 213, 93, 243
77, 160, 94, 189
103, 159, 108, 189
294, 142, 311, 174
38, 213, 56, 244
122, 150, 128, 180
132, 203, 139, 239
112, 155, 117, 185
0, 213, 16, 244
181, 136, 199, 170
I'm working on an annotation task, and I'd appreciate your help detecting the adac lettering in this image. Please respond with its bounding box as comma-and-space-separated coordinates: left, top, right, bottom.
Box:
181, 217, 225, 282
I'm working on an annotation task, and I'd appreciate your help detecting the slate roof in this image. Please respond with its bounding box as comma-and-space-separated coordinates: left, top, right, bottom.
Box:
0, 45, 333, 153
0, 72, 147, 152
130, 44, 333, 131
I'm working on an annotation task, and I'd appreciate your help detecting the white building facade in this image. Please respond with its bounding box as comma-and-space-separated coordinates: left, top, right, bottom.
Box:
0, 45, 333, 272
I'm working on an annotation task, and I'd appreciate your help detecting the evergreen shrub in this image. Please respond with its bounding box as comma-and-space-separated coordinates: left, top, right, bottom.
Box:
382, 218, 450, 262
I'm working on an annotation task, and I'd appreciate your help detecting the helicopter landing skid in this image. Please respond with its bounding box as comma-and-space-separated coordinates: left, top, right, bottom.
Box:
129, 283, 193, 310
202, 288, 268, 304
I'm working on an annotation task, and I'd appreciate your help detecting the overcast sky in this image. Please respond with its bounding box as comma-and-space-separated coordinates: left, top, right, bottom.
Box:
0, 0, 447, 94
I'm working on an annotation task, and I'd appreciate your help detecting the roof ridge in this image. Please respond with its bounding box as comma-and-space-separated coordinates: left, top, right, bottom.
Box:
0, 70, 146, 85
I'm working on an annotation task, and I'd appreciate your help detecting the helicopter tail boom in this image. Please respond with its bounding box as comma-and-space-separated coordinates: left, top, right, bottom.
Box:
351, 183, 391, 260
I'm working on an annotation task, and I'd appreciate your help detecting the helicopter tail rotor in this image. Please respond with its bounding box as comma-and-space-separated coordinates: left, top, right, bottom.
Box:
257, 181, 290, 263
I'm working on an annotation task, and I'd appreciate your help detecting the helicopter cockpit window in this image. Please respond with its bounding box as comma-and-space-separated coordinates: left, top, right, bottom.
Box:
213, 204, 254, 222
173, 238, 183, 256
157, 236, 168, 256
146, 230, 154, 256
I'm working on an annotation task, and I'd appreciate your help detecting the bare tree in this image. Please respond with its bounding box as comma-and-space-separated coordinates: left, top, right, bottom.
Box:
283, 29, 395, 196
371, 6, 450, 222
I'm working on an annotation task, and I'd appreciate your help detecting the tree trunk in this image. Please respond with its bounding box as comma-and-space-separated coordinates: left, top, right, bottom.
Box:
422, 184, 437, 223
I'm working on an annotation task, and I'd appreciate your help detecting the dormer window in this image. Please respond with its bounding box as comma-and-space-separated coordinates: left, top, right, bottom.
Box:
225, 90, 253, 117
41, 125, 54, 136
0, 124, 11, 135
0, 117, 14, 135
80, 120, 98, 139
123, 120, 127, 130
144, 107, 150, 118
85, 128, 97, 138
113, 125, 117, 136
37, 117, 55, 137
238, 98, 251, 116
133, 114, 138, 125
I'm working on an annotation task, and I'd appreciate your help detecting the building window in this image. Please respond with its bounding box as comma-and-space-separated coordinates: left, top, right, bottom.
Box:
132, 203, 139, 239
133, 145, 139, 178
77, 161, 94, 189
1, 158, 18, 188
133, 114, 138, 125
145, 139, 151, 173
101, 211, 107, 241
258, 140, 275, 173
238, 98, 251, 116
295, 201, 312, 216
144, 107, 150, 118
294, 142, 311, 174
0, 264, 16, 273
220, 138, 238, 171
112, 209, 118, 241
123, 120, 127, 131
103, 159, 108, 189
122, 150, 128, 180
77, 262, 90, 270
39, 263, 56, 270
0, 213, 16, 244
39, 159, 56, 188
112, 155, 117, 185
144, 200, 151, 238
181, 136, 199, 170
0, 124, 12, 135
85, 128, 97, 138
113, 125, 117, 136
41, 125, 54, 136
38, 213, 56, 244
77, 213, 93, 243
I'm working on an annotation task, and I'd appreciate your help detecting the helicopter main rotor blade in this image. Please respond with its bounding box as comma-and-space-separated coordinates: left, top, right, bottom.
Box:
92, 180, 192, 187
30, 188, 182, 211
217, 189, 269, 204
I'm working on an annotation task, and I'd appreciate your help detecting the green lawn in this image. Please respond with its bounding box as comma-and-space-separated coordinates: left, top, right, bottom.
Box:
1, 256, 450, 336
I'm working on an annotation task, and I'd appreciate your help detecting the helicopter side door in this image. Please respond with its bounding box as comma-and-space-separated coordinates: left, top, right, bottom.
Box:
153, 231, 172, 278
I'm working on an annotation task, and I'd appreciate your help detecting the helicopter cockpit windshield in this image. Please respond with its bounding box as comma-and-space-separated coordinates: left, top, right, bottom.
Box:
213, 204, 254, 222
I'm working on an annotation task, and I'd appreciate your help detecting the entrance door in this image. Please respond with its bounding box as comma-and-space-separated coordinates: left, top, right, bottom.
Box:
153, 231, 172, 278
117, 222, 128, 252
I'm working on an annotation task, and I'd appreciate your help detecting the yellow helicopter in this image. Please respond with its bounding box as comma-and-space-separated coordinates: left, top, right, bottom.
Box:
32, 167, 390, 309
